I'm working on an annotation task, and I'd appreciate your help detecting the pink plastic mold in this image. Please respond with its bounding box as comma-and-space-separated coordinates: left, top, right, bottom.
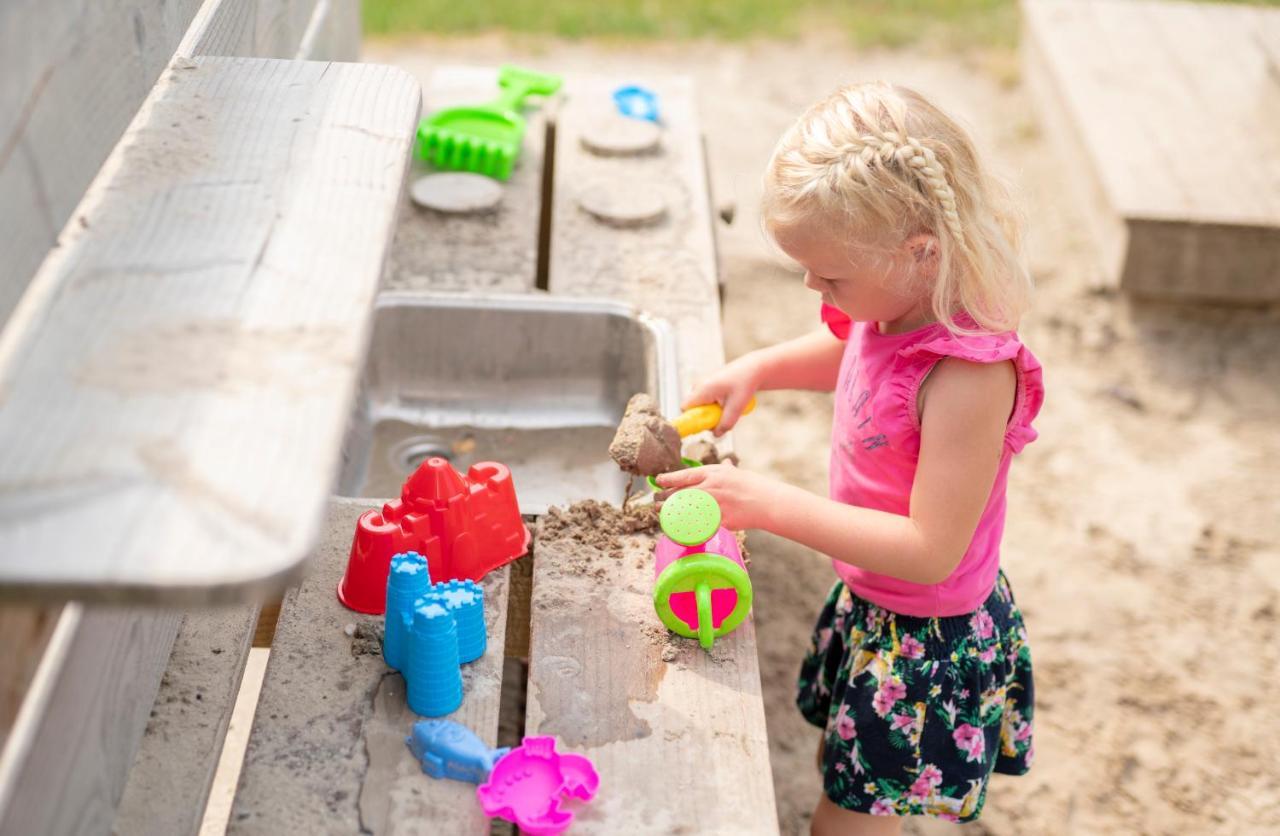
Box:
475, 736, 599, 834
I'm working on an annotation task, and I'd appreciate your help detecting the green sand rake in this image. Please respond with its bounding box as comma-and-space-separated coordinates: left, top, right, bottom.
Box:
416, 65, 563, 181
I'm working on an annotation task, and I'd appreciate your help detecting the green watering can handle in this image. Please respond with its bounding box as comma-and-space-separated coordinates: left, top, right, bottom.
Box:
695, 581, 714, 650
493, 65, 564, 112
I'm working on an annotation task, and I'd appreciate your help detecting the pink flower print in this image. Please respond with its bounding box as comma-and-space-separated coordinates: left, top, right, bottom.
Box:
833, 704, 857, 741
900, 634, 925, 659
957, 688, 970, 700
970, 609, 995, 640
890, 713, 916, 733
866, 607, 886, 632
834, 761, 846, 774
869, 798, 896, 816
919, 764, 944, 787
979, 646, 998, 663
938, 814, 960, 823
872, 679, 907, 718
1015, 719, 1033, 742
908, 775, 933, 801
953, 723, 986, 763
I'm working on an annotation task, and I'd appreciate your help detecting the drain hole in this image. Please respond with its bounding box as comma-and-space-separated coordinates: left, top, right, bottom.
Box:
395, 437, 454, 472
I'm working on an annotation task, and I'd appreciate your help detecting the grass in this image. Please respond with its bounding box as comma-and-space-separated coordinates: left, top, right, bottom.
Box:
363, 0, 1280, 50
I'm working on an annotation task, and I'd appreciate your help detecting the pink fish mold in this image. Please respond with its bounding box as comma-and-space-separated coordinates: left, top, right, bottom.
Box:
475, 735, 599, 834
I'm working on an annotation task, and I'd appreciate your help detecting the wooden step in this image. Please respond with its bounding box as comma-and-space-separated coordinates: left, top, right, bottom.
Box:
1023, 0, 1280, 301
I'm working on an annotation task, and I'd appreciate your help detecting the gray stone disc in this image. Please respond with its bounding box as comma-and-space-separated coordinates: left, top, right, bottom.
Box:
577, 181, 668, 227
579, 114, 662, 156
410, 173, 503, 214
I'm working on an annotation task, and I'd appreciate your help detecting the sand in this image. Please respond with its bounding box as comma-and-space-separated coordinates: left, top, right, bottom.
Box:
609, 393, 684, 477
367, 33, 1280, 836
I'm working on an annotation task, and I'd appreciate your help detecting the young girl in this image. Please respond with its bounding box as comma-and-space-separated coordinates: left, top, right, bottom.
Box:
656, 83, 1039, 833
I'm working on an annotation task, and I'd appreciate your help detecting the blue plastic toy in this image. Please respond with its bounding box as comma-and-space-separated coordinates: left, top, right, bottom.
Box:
435, 580, 486, 663
384, 552, 431, 671
613, 85, 660, 123
406, 720, 509, 783
406, 600, 463, 717
383, 552, 490, 717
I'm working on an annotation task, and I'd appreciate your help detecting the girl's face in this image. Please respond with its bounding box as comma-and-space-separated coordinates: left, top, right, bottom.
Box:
770, 220, 934, 331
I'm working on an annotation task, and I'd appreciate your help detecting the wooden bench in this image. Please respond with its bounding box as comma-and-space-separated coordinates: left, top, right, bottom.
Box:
1022, 0, 1280, 301
0, 39, 779, 836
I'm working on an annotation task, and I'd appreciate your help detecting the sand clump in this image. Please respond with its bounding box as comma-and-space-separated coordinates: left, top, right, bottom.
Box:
609, 393, 683, 477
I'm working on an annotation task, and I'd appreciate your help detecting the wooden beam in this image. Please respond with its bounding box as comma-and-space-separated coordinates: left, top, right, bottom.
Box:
113, 606, 260, 836
0, 606, 181, 834
0, 56, 420, 602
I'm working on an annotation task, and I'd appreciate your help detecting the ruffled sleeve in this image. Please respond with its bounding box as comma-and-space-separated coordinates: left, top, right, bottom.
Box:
820, 303, 852, 340
871, 331, 1044, 457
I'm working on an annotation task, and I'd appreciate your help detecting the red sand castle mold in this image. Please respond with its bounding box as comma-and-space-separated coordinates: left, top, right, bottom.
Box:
338, 457, 531, 614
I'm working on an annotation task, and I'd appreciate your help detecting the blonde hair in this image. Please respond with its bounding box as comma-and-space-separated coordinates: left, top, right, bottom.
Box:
762, 82, 1030, 334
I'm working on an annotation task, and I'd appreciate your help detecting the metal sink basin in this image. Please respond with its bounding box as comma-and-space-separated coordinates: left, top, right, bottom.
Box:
337, 292, 680, 514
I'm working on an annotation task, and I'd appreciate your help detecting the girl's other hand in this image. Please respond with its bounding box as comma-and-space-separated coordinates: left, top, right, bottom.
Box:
654, 462, 782, 532
682, 356, 762, 436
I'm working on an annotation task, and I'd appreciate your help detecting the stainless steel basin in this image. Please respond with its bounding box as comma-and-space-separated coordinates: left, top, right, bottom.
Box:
337, 292, 680, 513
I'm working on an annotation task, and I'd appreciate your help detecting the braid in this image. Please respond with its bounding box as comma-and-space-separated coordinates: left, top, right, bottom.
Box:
832, 131, 966, 245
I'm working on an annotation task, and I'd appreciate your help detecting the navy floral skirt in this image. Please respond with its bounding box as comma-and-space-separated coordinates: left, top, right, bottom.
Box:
796, 572, 1034, 822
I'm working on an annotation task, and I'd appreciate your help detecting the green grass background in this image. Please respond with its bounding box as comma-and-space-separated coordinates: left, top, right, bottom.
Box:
364, 0, 1280, 49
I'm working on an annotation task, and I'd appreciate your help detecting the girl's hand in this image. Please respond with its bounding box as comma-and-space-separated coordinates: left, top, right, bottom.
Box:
682, 355, 763, 436
654, 462, 782, 531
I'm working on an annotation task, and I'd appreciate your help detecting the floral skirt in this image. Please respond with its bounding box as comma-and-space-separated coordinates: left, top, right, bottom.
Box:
796, 572, 1034, 823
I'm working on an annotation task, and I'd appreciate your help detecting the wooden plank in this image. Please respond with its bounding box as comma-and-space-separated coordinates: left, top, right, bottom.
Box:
0, 0, 205, 326
229, 499, 512, 835
182, 0, 320, 60
0, 605, 61, 751
527, 525, 778, 833
113, 605, 259, 836
529, 72, 777, 832
295, 0, 361, 62
548, 73, 723, 375
1022, 0, 1280, 300
381, 65, 549, 294
0, 56, 420, 602
0, 606, 181, 835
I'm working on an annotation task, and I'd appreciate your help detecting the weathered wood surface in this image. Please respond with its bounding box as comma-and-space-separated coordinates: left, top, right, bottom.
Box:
549, 73, 722, 375
527, 529, 778, 833
0, 606, 181, 835
112, 605, 259, 836
0, 0, 205, 326
382, 65, 550, 294
527, 72, 778, 833
229, 499, 511, 835
1023, 0, 1280, 301
0, 56, 420, 601
181, 0, 318, 59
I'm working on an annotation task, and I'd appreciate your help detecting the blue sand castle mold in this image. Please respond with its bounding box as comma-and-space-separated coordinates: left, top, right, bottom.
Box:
406, 600, 463, 717
406, 719, 509, 783
384, 552, 431, 671
383, 551, 490, 717
436, 580, 486, 663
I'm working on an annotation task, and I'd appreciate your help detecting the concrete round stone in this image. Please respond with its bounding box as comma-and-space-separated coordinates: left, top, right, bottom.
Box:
579, 114, 662, 156
410, 172, 503, 214
577, 181, 668, 228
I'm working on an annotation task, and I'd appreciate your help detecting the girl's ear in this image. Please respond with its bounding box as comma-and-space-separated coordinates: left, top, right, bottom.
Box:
904, 233, 940, 276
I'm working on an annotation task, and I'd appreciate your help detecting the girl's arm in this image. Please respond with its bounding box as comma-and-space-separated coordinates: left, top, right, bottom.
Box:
661, 358, 1015, 585
684, 329, 845, 434
749, 328, 847, 392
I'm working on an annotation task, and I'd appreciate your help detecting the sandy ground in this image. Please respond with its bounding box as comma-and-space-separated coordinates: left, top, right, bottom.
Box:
368, 34, 1280, 835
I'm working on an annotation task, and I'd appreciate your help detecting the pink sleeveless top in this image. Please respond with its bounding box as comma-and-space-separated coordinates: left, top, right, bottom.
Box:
821, 303, 1044, 617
